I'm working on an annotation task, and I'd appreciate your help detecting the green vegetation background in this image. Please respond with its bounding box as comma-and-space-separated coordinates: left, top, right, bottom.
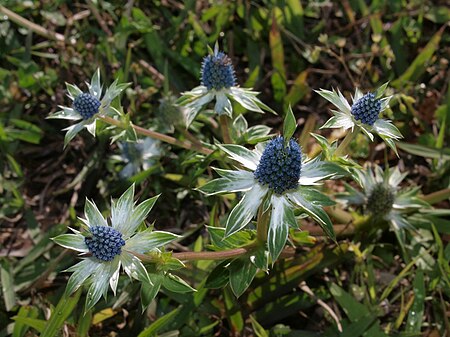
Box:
0, 1, 449, 336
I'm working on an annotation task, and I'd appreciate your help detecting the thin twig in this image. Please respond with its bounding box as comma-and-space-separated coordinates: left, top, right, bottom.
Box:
300, 281, 343, 332
0, 5, 65, 42
99, 115, 213, 156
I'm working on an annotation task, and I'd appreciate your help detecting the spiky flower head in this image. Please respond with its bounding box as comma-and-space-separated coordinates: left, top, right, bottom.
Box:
254, 136, 302, 195
201, 51, 236, 91
367, 183, 395, 216
350, 92, 381, 126
84, 226, 125, 261
73, 93, 101, 120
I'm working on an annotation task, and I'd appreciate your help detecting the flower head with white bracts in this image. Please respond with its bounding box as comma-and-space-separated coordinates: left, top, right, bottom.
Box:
316, 83, 403, 155
47, 68, 129, 147
339, 165, 428, 242
198, 115, 345, 260
52, 184, 178, 311
112, 138, 162, 178
179, 43, 275, 126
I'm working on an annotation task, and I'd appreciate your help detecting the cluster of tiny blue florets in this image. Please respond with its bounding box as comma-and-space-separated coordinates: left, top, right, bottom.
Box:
84, 226, 125, 261
350, 92, 381, 126
201, 52, 236, 90
254, 137, 302, 195
73, 93, 101, 120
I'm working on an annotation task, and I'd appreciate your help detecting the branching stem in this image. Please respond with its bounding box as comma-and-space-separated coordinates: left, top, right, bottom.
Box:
99, 115, 213, 156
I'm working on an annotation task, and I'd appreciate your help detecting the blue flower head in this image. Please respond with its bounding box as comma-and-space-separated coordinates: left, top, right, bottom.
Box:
201, 51, 236, 91
350, 92, 381, 126
73, 92, 102, 120
367, 183, 395, 216
85, 226, 125, 261
254, 136, 302, 195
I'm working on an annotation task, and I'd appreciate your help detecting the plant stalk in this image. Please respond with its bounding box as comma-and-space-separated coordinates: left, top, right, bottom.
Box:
421, 188, 450, 204
99, 115, 213, 156
219, 115, 232, 144
133, 246, 295, 262
335, 129, 358, 157
256, 205, 270, 244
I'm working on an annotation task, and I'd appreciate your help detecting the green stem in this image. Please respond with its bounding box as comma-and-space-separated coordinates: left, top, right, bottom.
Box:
421, 188, 450, 204
335, 129, 358, 157
99, 115, 213, 156
219, 115, 232, 144
256, 205, 270, 244
132, 245, 295, 262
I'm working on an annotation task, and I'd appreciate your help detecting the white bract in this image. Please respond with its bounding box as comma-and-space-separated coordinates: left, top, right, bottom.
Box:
198, 141, 344, 260
339, 165, 429, 247
179, 44, 275, 126
316, 83, 403, 155
52, 184, 178, 311
47, 68, 129, 147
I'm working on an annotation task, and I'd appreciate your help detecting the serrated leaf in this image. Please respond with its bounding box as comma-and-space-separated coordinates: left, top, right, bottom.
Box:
207, 226, 254, 250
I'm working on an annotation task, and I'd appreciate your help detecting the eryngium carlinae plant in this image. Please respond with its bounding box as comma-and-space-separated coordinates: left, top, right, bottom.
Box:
111, 138, 162, 178
178, 43, 275, 126
47, 68, 129, 147
316, 83, 403, 155
52, 184, 179, 311
338, 165, 429, 246
198, 109, 345, 260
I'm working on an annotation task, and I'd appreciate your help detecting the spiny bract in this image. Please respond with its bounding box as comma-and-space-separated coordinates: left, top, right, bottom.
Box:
201, 51, 236, 91
84, 226, 125, 261
254, 136, 302, 195
73, 93, 101, 120
351, 92, 381, 126
367, 183, 395, 216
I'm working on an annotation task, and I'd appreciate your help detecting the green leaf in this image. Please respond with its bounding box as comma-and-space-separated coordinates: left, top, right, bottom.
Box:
9, 119, 43, 144
11, 317, 46, 333
285, 70, 309, 108
392, 27, 443, 88
250, 315, 269, 337
397, 142, 450, 160
375, 82, 389, 99
163, 273, 196, 293
229, 258, 258, 297
406, 271, 425, 333
340, 314, 379, 337
13, 306, 39, 337
0, 259, 16, 311
41, 289, 82, 337
283, 105, 296, 144
207, 226, 254, 250
77, 309, 92, 337
137, 306, 182, 337
205, 261, 230, 289
269, 10, 286, 102
141, 274, 162, 312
